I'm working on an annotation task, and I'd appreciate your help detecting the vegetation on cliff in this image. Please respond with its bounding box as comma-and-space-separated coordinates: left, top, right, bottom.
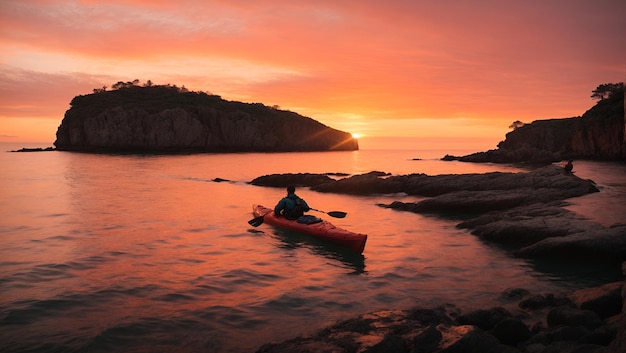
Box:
54, 80, 358, 153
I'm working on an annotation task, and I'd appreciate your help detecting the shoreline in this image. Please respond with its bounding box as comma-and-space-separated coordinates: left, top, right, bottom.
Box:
256, 280, 625, 353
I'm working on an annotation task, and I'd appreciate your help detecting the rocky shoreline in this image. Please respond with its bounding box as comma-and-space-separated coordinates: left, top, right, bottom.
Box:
250, 165, 626, 352
257, 282, 624, 353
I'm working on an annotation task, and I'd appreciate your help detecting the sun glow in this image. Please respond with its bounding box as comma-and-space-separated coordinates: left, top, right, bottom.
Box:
351, 133, 360, 139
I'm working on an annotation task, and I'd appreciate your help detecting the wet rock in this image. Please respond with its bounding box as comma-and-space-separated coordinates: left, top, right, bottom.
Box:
411, 325, 442, 352
547, 306, 604, 330
550, 325, 592, 342
250, 173, 334, 188
492, 317, 532, 345
10, 147, 56, 152
458, 204, 604, 246
457, 307, 512, 330
256, 280, 625, 352
519, 294, 551, 310
515, 225, 626, 263
568, 282, 623, 319
435, 325, 500, 353
500, 288, 531, 302
588, 325, 619, 346
312, 171, 400, 195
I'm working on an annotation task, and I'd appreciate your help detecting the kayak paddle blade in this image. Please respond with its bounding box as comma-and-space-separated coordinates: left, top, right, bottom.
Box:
248, 216, 264, 227
309, 208, 347, 218
326, 211, 347, 218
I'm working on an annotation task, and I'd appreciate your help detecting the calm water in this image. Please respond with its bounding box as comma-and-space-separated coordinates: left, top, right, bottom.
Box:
1, 143, 624, 353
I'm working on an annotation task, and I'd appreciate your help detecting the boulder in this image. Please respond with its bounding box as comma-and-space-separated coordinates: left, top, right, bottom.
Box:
547, 306, 604, 330
492, 317, 532, 345
457, 307, 512, 330
568, 282, 623, 319
515, 225, 626, 263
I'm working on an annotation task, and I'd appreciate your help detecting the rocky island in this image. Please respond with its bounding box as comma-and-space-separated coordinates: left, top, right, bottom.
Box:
54, 81, 358, 153
444, 83, 625, 164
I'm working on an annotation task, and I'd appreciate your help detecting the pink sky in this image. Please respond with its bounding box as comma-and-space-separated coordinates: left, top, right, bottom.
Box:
1, 0, 624, 148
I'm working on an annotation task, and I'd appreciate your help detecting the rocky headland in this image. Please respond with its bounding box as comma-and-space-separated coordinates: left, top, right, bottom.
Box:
54, 82, 358, 153
250, 166, 626, 352
443, 85, 625, 164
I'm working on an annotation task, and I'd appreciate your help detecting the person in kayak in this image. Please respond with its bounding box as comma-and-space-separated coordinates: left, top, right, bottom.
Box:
274, 184, 310, 220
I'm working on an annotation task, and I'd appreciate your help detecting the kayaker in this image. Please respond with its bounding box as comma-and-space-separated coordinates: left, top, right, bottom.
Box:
274, 184, 310, 220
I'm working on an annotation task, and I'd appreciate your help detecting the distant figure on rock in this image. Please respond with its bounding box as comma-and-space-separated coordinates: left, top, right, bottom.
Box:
274, 184, 310, 219
564, 160, 574, 174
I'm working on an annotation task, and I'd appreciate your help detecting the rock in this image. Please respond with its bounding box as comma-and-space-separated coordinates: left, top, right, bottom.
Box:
519, 294, 550, 310
550, 325, 592, 342
597, 270, 626, 353
539, 341, 603, 353
54, 85, 358, 153
250, 173, 335, 188
457, 307, 512, 330
10, 147, 55, 152
435, 325, 500, 353
492, 317, 532, 345
500, 288, 531, 302
568, 282, 623, 319
587, 325, 618, 346
547, 306, 604, 330
460, 204, 605, 246
363, 334, 407, 353
412, 325, 443, 352
255, 285, 620, 353
312, 171, 400, 195
515, 225, 626, 263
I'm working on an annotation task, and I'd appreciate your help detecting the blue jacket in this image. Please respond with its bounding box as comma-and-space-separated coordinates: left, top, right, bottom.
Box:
274, 193, 310, 219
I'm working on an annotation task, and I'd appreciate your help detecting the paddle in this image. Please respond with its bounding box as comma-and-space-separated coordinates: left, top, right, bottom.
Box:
248, 215, 266, 227
247, 208, 347, 227
309, 208, 347, 218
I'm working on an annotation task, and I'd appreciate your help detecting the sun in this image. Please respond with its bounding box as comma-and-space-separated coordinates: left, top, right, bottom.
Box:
351, 133, 360, 139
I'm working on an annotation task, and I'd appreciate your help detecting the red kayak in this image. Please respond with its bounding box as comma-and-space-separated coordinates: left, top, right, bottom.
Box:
252, 205, 367, 253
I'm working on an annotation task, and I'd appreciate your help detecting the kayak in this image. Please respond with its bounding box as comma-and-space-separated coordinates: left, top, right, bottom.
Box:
252, 205, 367, 253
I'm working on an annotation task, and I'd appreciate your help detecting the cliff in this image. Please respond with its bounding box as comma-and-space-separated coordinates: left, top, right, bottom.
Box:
445, 87, 625, 164
54, 85, 358, 153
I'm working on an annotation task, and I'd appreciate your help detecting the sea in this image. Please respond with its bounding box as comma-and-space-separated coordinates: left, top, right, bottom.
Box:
1, 141, 625, 353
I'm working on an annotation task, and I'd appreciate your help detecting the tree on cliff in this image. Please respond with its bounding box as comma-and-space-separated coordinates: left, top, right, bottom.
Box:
591, 82, 624, 101
509, 120, 525, 130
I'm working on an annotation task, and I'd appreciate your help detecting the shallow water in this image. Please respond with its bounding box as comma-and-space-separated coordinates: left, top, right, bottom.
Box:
0, 143, 624, 352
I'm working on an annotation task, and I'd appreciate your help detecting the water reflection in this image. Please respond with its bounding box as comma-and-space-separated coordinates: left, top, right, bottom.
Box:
248, 227, 366, 274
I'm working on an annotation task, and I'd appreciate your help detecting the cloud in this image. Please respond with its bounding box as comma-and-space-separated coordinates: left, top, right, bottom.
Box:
0, 0, 624, 142
0, 65, 111, 118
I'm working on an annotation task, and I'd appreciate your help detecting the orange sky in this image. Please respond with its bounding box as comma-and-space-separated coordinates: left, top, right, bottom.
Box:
1, 1, 624, 149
